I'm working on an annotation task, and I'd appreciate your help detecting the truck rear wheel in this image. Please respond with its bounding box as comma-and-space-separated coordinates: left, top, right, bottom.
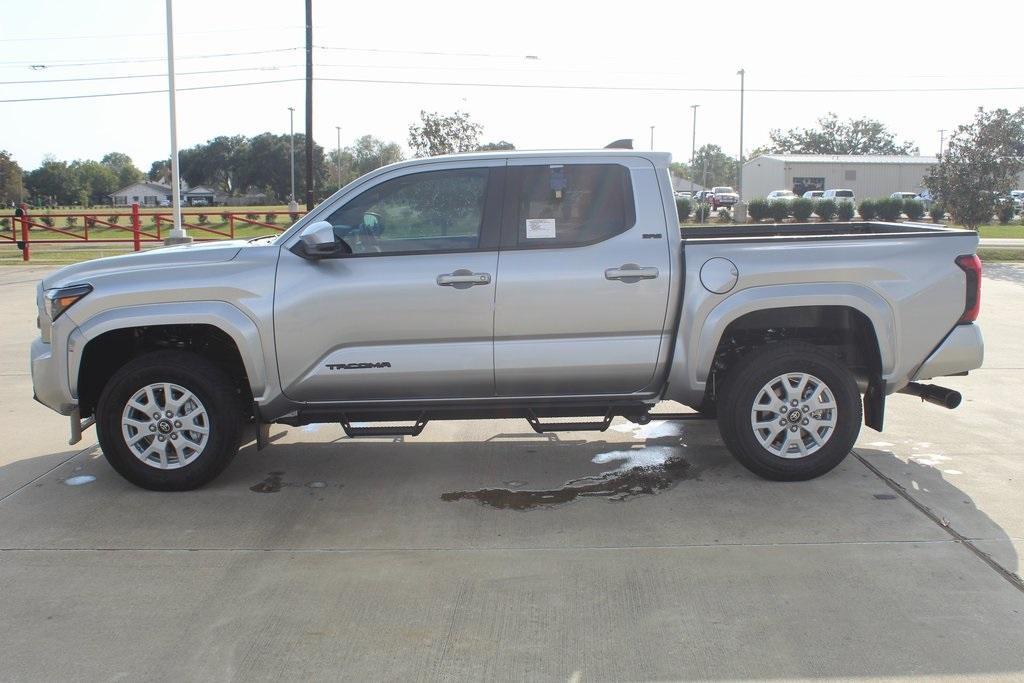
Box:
717, 341, 861, 481
95, 350, 243, 491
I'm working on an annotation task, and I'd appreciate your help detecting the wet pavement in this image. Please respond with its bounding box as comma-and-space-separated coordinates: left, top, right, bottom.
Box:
2, 264, 1024, 680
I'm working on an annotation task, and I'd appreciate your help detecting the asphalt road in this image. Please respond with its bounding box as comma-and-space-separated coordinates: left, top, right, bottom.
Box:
1, 264, 1023, 681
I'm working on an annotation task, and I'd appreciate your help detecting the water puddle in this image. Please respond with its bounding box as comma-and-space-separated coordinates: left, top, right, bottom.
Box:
442, 446, 694, 510
63, 475, 96, 486
610, 420, 683, 440
250, 471, 284, 493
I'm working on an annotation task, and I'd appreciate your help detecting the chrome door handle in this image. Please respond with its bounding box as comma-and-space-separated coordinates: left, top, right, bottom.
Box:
437, 269, 491, 288
605, 264, 659, 282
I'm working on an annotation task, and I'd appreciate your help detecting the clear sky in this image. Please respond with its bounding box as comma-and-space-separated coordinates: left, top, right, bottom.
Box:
1, 0, 1021, 172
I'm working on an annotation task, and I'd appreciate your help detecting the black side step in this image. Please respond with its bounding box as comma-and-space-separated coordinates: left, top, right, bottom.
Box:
340, 413, 428, 438
526, 410, 613, 434
636, 412, 711, 423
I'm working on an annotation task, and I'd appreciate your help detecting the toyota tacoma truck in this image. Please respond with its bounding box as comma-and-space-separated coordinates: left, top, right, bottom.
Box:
30, 151, 984, 490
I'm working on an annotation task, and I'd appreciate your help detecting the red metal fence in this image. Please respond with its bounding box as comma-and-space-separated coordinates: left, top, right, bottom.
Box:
0, 203, 307, 262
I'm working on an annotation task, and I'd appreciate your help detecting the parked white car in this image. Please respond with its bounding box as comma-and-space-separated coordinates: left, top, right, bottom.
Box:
802, 191, 824, 200
1010, 190, 1024, 210
766, 190, 797, 203
890, 192, 919, 202
822, 189, 856, 206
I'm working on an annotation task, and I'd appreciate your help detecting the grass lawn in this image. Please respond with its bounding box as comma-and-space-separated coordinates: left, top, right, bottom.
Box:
977, 224, 1024, 239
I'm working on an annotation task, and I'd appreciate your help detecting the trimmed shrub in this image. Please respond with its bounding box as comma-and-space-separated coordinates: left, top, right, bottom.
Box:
747, 198, 770, 221
716, 208, 732, 224
64, 215, 78, 227
246, 212, 259, 220
997, 202, 1015, 225
769, 200, 790, 222
694, 201, 711, 222
876, 197, 902, 222
198, 213, 209, 224
41, 215, 54, 227
837, 201, 855, 221
929, 203, 945, 222
265, 212, 277, 224
903, 200, 925, 221
791, 197, 813, 222
675, 196, 692, 221
857, 199, 877, 220
107, 215, 120, 224
289, 212, 300, 223
220, 212, 231, 222
814, 199, 837, 221
0, 217, 8, 229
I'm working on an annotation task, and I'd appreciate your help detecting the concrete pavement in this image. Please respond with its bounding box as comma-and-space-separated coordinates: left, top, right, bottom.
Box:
1, 264, 1024, 680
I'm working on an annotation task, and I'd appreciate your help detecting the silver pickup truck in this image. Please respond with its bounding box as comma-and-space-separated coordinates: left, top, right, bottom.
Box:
30, 150, 984, 490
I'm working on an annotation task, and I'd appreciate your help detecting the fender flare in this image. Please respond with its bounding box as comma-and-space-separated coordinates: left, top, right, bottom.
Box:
67, 301, 270, 401
667, 283, 896, 403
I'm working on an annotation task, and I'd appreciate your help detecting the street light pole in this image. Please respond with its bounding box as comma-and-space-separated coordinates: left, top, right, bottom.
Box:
689, 104, 700, 194
737, 68, 745, 199
164, 0, 189, 244
288, 107, 296, 208
336, 125, 342, 190
938, 129, 947, 157
650, 125, 655, 151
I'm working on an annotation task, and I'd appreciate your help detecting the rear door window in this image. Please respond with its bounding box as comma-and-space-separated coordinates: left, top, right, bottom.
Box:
510, 164, 635, 247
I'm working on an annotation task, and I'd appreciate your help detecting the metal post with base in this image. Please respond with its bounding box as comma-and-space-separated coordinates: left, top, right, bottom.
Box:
163, 0, 192, 246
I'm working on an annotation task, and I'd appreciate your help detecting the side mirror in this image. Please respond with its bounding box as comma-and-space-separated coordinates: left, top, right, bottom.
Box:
290, 221, 352, 260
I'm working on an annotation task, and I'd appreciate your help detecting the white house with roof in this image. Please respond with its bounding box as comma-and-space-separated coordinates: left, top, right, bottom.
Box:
109, 181, 173, 207
741, 154, 939, 201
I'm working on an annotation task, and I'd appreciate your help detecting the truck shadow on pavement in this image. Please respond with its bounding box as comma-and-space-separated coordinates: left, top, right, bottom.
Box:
985, 262, 1024, 286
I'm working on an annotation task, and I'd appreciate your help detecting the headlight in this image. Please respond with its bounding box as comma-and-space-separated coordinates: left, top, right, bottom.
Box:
44, 284, 92, 321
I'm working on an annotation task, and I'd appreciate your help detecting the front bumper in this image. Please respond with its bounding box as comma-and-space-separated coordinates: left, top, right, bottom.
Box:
30, 336, 76, 415
913, 323, 984, 381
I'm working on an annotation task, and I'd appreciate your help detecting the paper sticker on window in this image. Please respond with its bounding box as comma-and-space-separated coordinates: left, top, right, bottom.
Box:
525, 219, 556, 239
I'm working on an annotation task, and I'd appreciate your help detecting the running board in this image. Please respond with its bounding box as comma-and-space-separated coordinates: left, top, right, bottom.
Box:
340, 413, 428, 438
526, 410, 613, 434
636, 412, 710, 423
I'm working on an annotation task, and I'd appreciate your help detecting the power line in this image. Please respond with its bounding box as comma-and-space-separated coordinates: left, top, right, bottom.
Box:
0, 46, 301, 69
313, 44, 539, 60
2, 75, 1023, 104
0, 65, 299, 85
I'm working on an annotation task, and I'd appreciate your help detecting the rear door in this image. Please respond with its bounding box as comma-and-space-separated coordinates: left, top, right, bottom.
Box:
493, 156, 673, 396
274, 160, 504, 402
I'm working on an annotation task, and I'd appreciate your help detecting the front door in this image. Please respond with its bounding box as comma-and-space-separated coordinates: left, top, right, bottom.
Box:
275, 163, 503, 402
493, 158, 672, 396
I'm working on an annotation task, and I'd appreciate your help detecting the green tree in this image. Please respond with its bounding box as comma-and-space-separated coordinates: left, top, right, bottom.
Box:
0, 150, 26, 205
179, 135, 246, 194
408, 110, 482, 157
477, 140, 515, 151
100, 152, 143, 188
327, 135, 403, 188
25, 157, 80, 205
763, 113, 917, 155
234, 133, 328, 202
70, 160, 119, 206
691, 144, 737, 187
669, 161, 691, 179
925, 107, 1024, 230
148, 159, 171, 183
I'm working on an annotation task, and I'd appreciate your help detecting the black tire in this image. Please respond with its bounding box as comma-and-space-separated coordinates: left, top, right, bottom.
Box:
717, 341, 861, 481
96, 350, 244, 491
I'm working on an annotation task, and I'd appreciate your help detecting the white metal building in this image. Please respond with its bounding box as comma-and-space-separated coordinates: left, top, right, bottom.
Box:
741, 154, 937, 201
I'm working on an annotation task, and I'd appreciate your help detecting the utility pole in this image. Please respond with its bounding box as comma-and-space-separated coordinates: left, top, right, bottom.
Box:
938, 129, 947, 157
736, 68, 745, 198
650, 125, 655, 151
689, 104, 700, 194
336, 125, 342, 190
304, 0, 314, 211
288, 107, 296, 210
164, 0, 189, 244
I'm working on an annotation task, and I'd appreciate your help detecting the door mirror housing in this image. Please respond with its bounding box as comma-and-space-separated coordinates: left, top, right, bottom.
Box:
290, 221, 352, 260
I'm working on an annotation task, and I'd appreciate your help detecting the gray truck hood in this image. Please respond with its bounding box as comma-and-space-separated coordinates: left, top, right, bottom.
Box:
42, 240, 250, 290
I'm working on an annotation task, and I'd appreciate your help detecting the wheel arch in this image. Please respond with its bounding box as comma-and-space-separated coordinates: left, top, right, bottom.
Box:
70, 302, 269, 417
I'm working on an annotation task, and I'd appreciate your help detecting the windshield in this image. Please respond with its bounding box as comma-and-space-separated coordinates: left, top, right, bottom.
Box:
835, 190, 854, 198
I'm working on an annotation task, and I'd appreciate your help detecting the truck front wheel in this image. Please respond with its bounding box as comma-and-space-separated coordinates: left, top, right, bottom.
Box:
717, 341, 861, 481
95, 350, 244, 491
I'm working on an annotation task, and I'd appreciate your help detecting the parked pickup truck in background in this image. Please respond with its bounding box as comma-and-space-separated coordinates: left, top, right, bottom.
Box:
30, 150, 984, 490
710, 186, 739, 209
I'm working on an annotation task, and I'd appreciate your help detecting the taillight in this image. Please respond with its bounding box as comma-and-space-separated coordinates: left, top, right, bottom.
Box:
955, 254, 982, 324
